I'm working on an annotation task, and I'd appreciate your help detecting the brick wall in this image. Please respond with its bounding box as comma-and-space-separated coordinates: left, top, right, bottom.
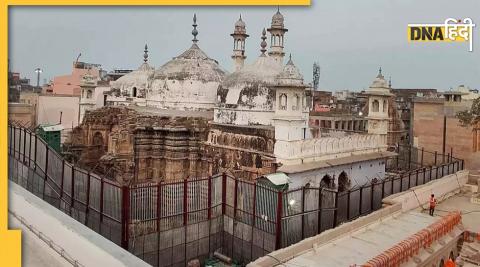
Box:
413, 100, 480, 171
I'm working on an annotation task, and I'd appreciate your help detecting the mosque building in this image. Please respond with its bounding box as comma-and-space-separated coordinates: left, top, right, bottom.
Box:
69, 10, 395, 191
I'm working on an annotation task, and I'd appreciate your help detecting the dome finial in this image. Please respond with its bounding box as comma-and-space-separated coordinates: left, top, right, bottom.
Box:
287, 53, 293, 65
143, 43, 148, 63
376, 66, 384, 78
192, 13, 199, 44
260, 28, 267, 56
239, 14, 242, 20
388, 76, 392, 88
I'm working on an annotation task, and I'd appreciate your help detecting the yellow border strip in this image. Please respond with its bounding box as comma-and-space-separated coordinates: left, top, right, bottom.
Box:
2, 2, 21, 266
2, 1, 310, 266
6, 0, 311, 5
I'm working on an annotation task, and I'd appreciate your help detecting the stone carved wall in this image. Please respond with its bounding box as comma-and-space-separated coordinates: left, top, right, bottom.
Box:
203, 124, 276, 180
69, 106, 210, 184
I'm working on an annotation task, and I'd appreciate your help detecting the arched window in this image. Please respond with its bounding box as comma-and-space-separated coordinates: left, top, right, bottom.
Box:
292, 94, 300, 110
338, 171, 351, 192
279, 94, 287, 110
92, 132, 103, 146
439, 259, 444, 267
255, 154, 262, 168
86, 90, 93, 99
372, 99, 379, 112
132, 87, 137, 97
320, 174, 332, 188
383, 100, 387, 112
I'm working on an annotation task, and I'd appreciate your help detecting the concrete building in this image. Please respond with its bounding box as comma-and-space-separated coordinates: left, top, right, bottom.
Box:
9, 71, 36, 102
37, 94, 80, 143
311, 90, 335, 112
49, 61, 102, 96
413, 94, 480, 172
390, 88, 438, 144
8, 103, 36, 127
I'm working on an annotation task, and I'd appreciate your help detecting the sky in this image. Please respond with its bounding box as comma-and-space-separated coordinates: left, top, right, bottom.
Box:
8, 0, 480, 91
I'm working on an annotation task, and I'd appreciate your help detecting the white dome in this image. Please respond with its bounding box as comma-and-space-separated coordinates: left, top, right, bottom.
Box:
217, 56, 282, 111
111, 63, 154, 95
147, 44, 227, 111
365, 69, 393, 96
276, 57, 304, 86
235, 17, 246, 28
271, 10, 285, 28
153, 44, 226, 82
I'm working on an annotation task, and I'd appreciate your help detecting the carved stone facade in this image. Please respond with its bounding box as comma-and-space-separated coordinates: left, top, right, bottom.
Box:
68, 106, 211, 184
204, 123, 276, 180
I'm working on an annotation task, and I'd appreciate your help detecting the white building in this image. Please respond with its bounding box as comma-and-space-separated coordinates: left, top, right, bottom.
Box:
210, 10, 393, 190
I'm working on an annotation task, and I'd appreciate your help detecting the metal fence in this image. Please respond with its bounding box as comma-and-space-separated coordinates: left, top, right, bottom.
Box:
7, 124, 464, 266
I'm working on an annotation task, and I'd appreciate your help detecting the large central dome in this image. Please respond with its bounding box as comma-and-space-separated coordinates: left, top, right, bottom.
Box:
146, 14, 228, 111
153, 43, 226, 83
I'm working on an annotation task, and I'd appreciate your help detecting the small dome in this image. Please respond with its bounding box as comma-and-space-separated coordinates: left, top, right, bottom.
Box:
232, 15, 247, 36
111, 63, 154, 92
153, 44, 226, 82
276, 56, 304, 86
235, 17, 246, 28
369, 69, 388, 89
365, 68, 394, 96
271, 10, 285, 28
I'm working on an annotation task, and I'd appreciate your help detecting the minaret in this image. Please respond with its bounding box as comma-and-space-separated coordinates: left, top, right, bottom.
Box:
364, 67, 393, 147
267, 7, 288, 64
231, 15, 249, 71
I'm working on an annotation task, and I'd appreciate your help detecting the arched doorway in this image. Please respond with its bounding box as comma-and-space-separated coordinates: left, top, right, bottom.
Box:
338, 171, 351, 192
320, 174, 332, 188
132, 87, 137, 97
92, 132, 103, 146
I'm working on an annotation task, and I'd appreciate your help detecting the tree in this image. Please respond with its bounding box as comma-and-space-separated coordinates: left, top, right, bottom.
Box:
456, 96, 480, 127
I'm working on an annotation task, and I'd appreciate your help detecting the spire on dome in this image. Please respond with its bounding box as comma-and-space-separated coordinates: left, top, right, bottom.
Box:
377, 67, 383, 78
143, 44, 148, 63
192, 14, 199, 43
286, 53, 293, 65
388, 76, 392, 88
260, 28, 267, 56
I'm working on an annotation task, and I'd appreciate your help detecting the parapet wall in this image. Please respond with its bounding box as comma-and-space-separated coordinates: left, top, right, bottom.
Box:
274, 133, 385, 165
383, 170, 469, 212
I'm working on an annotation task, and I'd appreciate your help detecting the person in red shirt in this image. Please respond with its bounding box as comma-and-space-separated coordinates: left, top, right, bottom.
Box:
445, 258, 456, 267
429, 194, 436, 216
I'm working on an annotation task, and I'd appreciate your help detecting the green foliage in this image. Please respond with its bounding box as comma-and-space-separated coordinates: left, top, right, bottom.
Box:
456, 96, 480, 127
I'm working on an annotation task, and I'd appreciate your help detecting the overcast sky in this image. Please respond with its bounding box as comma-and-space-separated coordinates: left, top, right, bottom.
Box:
8, 0, 480, 91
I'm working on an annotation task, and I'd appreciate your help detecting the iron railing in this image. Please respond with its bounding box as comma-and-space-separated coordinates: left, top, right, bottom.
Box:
7, 124, 464, 266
